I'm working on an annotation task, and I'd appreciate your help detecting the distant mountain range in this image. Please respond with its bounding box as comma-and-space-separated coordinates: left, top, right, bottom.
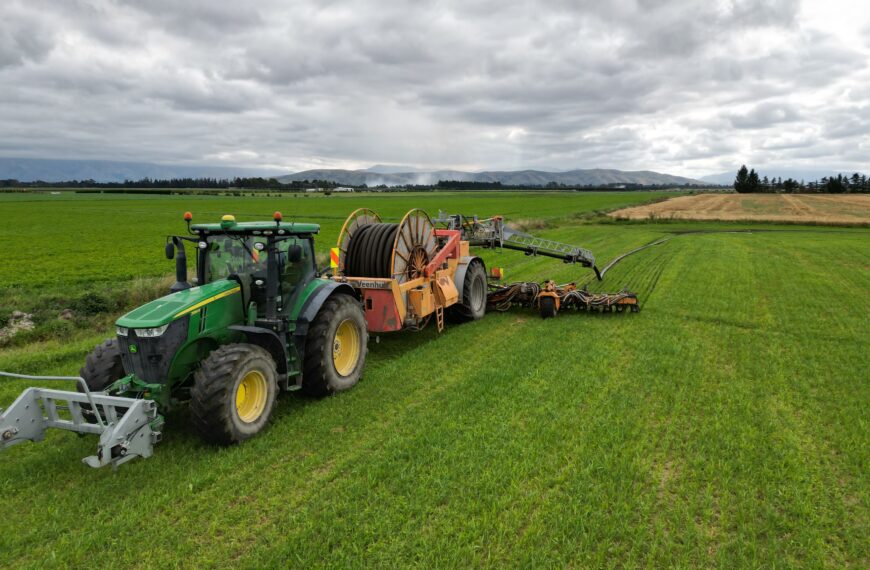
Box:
278, 168, 705, 187
0, 158, 282, 183
0, 157, 707, 187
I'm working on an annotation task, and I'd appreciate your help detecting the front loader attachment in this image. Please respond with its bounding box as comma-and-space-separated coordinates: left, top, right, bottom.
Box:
0, 372, 163, 469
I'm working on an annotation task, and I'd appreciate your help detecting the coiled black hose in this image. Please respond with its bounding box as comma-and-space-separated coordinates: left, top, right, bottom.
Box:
345, 223, 400, 278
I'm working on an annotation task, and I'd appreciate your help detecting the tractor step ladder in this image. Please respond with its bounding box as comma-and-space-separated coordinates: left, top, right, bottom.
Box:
0, 372, 163, 469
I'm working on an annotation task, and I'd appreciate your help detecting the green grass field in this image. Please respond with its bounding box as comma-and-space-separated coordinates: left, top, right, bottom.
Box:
0, 190, 867, 568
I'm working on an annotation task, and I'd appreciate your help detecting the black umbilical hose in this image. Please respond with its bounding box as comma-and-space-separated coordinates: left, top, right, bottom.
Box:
345, 223, 400, 278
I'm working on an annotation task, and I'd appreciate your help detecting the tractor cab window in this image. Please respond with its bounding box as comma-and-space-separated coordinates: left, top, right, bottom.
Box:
205, 237, 267, 283
202, 235, 314, 312
279, 237, 314, 303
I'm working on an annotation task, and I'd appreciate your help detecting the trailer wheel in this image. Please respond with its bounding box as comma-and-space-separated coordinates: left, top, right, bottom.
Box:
449, 260, 487, 322
540, 296, 557, 319
78, 338, 126, 422
302, 294, 368, 397
190, 343, 278, 445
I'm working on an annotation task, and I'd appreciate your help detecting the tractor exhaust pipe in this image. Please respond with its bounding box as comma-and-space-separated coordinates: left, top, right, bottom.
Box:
166, 237, 191, 292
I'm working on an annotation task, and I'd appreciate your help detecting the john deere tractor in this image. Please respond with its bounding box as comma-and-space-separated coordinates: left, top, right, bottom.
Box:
105, 211, 367, 441
0, 212, 368, 467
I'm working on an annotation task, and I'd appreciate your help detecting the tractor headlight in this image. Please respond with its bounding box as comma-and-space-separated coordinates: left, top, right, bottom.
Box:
115, 326, 128, 336
136, 324, 169, 338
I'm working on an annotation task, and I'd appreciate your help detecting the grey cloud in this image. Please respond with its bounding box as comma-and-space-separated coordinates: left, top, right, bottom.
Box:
0, 5, 56, 68
0, 0, 867, 176
729, 102, 803, 129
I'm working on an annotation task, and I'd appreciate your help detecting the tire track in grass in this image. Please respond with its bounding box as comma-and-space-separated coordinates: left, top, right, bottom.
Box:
640, 236, 755, 565
744, 233, 869, 566
740, 238, 852, 567
584, 240, 680, 310
503, 242, 701, 566
502, 325, 644, 566
639, 234, 867, 566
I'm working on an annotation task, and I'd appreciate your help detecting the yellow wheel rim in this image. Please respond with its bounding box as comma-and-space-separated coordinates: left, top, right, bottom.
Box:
236, 369, 268, 423
333, 319, 361, 376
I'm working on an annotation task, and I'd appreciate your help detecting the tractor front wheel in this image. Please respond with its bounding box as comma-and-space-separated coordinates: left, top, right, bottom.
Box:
78, 338, 126, 422
190, 344, 278, 445
80, 338, 125, 392
302, 294, 368, 397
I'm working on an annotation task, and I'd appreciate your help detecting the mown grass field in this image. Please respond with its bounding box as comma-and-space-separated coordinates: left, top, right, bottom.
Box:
610, 193, 870, 225
1, 190, 867, 568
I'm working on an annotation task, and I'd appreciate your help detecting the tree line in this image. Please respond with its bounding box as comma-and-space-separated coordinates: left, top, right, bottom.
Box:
733, 165, 868, 193
1, 177, 699, 192
0, 177, 339, 190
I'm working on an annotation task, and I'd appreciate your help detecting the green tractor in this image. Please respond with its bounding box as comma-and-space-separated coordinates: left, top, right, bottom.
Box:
103, 211, 369, 441
0, 212, 368, 467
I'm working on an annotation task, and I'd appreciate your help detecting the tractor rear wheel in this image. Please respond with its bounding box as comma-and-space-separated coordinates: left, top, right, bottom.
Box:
190, 343, 278, 445
302, 294, 367, 397
449, 260, 487, 322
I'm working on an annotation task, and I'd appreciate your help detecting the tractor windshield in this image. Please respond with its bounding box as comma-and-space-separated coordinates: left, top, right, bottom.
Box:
205, 237, 266, 283
203, 236, 315, 292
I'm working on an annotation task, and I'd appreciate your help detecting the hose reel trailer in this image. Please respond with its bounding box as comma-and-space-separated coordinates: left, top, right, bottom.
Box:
334, 208, 487, 332
337, 208, 440, 282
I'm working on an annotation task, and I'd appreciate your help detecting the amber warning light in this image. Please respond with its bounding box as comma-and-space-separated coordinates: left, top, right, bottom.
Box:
274, 211, 283, 222
183, 211, 193, 221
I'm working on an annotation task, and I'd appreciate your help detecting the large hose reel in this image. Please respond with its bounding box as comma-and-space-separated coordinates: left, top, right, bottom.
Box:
337, 209, 439, 282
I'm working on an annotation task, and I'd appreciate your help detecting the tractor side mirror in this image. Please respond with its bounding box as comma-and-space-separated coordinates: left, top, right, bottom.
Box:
165, 242, 175, 260
287, 245, 302, 263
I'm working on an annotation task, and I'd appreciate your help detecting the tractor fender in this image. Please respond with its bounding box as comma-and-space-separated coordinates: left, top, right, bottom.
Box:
453, 256, 485, 303
228, 325, 288, 376
294, 281, 358, 337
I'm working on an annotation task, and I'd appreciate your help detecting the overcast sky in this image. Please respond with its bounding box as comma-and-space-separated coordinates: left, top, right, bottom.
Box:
0, 0, 867, 176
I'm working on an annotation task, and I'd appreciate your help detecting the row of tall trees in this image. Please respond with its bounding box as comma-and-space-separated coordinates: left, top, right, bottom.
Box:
0, 177, 339, 190
734, 165, 868, 193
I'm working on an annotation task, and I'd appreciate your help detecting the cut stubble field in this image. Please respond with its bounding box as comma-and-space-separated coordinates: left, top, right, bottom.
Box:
0, 190, 867, 568
610, 193, 870, 225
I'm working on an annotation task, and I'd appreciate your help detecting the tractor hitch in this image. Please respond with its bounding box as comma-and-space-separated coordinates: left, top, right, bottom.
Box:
0, 372, 163, 469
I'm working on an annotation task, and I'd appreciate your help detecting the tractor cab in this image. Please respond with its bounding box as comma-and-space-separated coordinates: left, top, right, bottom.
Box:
172, 213, 321, 322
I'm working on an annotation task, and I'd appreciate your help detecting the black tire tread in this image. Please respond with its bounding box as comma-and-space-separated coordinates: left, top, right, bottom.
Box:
302, 294, 367, 397
79, 338, 125, 391
189, 343, 276, 445
448, 260, 487, 322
